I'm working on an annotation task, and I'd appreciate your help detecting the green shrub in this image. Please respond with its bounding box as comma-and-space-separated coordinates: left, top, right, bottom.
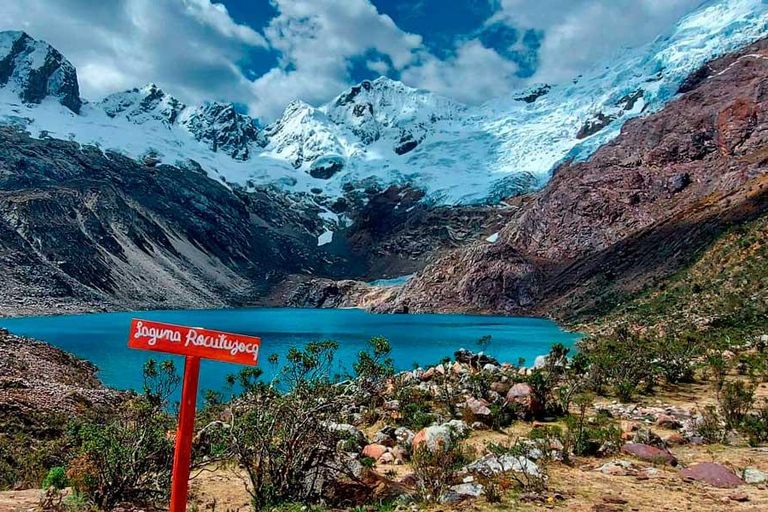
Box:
719, 380, 755, 429
742, 399, 768, 446
412, 438, 474, 502
42, 466, 69, 490
697, 405, 727, 444
66, 359, 178, 509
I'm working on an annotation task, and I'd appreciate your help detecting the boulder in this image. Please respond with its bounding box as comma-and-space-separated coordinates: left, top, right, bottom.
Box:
394, 427, 415, 446
412, 421, 469, 451
441, 483, 485, 503
464, 453, 541, 478
490, 381, 510, 394
663, 433, 686, 445
377, 451, 395, 465
362, 444, 387, 460
620, 443, 677, 466
505, 383, 540, 416
742, 467, 767, 484
656, 414, 682, 429
465, 397, 491, 416
682, 463, 743, 488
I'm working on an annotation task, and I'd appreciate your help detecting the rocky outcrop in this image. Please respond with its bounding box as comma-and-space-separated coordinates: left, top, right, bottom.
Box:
0, 328, 120, 416
377, 37, 768, 319
180, 102, 263, 160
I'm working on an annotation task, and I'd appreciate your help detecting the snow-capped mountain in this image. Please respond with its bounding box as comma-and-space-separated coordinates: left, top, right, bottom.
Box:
1, 0, 768, 205
0, 31, 80, 113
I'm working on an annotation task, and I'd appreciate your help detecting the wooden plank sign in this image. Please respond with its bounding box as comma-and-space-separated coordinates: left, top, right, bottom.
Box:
127, 318, 262, 512
128, 318, 260, 366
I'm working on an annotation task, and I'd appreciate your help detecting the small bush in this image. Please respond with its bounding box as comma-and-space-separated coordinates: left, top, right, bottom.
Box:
697, 405, 727, 444
742, 399, 768, 446
42, 466, 69, 490
719, 380, 755, 429
412, 439, 474, 503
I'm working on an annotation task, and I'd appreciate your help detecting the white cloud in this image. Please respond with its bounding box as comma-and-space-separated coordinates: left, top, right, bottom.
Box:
401, 40, 520, 104
181, 0, 267, 46
0, 0, 261, 108
248, 0, 423, 120
0, 0, 709, 122
493, 0, 704, 83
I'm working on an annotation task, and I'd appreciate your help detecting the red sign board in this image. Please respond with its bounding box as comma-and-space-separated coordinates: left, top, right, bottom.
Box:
127, 318, 263, 512
128, 318, 261, 365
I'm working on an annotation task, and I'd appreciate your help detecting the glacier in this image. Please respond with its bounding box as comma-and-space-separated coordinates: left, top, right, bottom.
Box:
0, 0, 768, 206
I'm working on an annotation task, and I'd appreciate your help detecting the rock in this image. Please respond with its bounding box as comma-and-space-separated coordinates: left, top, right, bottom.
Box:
742, 467, 767, 484
362, 444, 387, 460
669, 173, 691, 193
632, 428, 665, 448
490, 381, 510, 394
656, 414, 682, 429
471, 421, 489, 430
620, 444, 677, 466
377, 451, 395, 465
383, 400, 400, 412
728, 491, 749, 502
505, 383, 539, 416
464, 453, 541, 478
533, 355, 548, 369
412, 421, 468, 452
663, 433, 686, 445
681, 463, 743, 488
394, 427, 415, 446
465, 397, 491, 416
441, 483, 484, 503
421, 367, 435, 380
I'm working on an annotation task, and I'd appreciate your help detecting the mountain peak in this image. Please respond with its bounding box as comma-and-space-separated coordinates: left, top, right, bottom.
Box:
100, 83, 186, 125
0, 30, 81, 113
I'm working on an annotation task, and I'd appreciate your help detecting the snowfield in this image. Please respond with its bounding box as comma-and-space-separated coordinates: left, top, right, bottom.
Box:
1, 0, 768, 205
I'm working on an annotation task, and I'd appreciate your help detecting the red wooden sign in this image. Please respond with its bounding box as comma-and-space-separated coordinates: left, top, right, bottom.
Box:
128, 318, 261, 365
127, 318, 262, 512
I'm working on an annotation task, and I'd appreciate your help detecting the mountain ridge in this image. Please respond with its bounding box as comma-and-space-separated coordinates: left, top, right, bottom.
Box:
2, 0, 768, 206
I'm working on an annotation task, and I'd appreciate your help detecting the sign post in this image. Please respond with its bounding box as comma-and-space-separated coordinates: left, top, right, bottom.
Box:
128, 318, 261, 512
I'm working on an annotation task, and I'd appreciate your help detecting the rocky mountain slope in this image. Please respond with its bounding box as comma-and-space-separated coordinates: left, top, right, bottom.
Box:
377, 36, 768, 321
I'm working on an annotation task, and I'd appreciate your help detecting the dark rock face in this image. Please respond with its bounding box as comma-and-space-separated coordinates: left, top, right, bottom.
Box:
309, 157, 344, 179
378, 37, 768, 318
0, 31, 81, 113
394, 132, 419, 155
101, 83, 186, 125
181, 102, 262, 160
576, 112, 616, 139
0, 127, 332, 314
515, 84, 551, 104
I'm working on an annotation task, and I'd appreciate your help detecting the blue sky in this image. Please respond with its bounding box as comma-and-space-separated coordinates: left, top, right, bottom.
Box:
0, 0, 705, 121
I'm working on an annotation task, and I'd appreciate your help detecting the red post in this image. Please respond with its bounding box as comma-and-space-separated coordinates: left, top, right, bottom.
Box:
170, 356, 201, 512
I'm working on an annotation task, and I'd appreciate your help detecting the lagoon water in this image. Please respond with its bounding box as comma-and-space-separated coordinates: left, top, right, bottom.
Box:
1, 308, 580, 397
